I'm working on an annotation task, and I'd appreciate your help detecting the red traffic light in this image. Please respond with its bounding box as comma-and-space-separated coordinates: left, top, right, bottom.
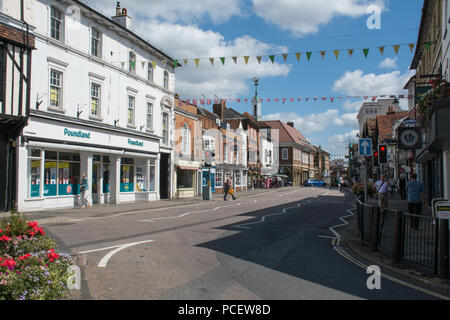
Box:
380, 146, 386, 151
374, 152, 378, 156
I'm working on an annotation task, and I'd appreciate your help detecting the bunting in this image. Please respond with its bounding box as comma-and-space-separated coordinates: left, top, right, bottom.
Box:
232, 57, 238, 64
408, 43, 415, 53
393, 45, 400, 55
269, 55, 275, 63
333, 50, 340, 60
244, 56, 250, 64
220, 57, 226, 65
320, 51, 326, 60
282, 54, 288, 62
257, 56, 262, 64
348, 49, 354, 58
306, 52, 312, 61
296, 52, 301, 61
363, 48, 369, 59
378, 46, 385, 56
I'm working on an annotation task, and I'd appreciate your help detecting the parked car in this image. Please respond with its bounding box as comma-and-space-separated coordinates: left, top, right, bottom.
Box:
303, 179, 326, 187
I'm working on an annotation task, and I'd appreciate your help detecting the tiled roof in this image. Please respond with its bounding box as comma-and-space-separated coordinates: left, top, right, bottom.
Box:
376, 112, 409, 141
263, 120, 310, 147
223, 108, 244, 119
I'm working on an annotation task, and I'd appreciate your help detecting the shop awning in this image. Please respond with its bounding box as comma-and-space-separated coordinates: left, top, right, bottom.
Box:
178, 166, 199, 171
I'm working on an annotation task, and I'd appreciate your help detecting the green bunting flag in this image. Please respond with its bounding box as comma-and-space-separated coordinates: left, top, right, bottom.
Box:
363, 48, 369, 58
220, 57, 226, 65
269, 55, 275, 63
173, 59, 178, 68
306, 52, 312, 61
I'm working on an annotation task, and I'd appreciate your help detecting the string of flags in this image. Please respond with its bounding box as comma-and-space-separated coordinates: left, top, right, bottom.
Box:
177, 95, 413, 106
170, 42, 427, 68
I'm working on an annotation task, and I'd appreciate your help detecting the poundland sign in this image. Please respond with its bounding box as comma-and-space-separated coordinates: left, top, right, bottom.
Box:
128, 139, 144, 147
64, 128, 91, 139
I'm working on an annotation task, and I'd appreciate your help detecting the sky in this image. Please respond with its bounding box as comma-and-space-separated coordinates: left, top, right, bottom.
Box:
82, 0, 424, 158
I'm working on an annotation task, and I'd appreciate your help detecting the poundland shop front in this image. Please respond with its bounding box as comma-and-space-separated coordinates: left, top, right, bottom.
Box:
16, 111, 160, 212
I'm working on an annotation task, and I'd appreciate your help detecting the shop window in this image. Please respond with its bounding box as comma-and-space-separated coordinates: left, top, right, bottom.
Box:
120, 158, 134, 192
28, 149, 41, 198
177, 169, 193, 189
135, 159, 147, 192
42, 151, 80, 197
149, 160, 156, 191
215, 169, 223, 188
236, 171, 242, 186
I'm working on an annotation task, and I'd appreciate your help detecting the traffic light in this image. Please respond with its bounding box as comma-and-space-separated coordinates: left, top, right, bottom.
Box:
379, 144, 387, 164
373, 150, 379, 167
204, 150, 212, 167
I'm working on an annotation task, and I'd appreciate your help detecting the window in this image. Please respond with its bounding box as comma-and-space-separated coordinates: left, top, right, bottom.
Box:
182, 124, 191, 156
162, 112, 169, 145
235, 171, 242, 186
90, 83, 101, 117
135, 159, 147, 192
50, 69, 63, 109
163, 71, 169, 89
28, 149, 41, 198
146, 102, 153, 130
128, 95, 135, 126
50, 6, 64, 41
177, 169, 193, 188
129, 51, 136, 74
215, 169, 223, 188
91, 28, 102, 58
282, 149, 289, 160
147, 62, 154, 82
120, 158, 134, 192
149, 160, 156, 191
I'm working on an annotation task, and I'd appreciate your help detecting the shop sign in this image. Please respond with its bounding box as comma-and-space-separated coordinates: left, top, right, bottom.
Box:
59, 162, 70, 168
128, 139, 144, 147
32, 161, 41, 168
45, 162, 57, 169
64, 128, 91, 139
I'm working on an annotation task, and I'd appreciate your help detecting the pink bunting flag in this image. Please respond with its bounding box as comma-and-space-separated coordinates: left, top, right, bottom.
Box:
290, 98, 294, 102
267, 98, 270, 102
244, 98, 248, 103
330, 97, 334, 103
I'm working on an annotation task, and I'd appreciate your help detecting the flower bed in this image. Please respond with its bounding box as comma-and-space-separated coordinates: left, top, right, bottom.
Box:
351, 182, 377, 199
0, 212, 75, 300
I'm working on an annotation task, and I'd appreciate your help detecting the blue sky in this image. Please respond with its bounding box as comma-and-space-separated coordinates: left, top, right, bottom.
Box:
83, 0, 424, 158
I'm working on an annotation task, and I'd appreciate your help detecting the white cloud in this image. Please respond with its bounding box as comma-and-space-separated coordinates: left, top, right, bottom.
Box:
252, 0, 386, 36
81, 0, 244, 24
342, 100, 364, 111
327, 130, 359, 153
333, 112, 358, 127
378, 57, 398, 69
333, 69, 414, 96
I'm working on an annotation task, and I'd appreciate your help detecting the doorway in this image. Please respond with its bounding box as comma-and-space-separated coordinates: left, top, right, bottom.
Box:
160, 153, 169, 199
92, 161, 101, 204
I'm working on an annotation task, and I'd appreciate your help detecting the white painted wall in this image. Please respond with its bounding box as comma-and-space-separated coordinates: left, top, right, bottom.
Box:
0, 0, 33, 24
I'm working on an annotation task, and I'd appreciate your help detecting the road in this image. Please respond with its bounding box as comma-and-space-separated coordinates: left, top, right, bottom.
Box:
39, 187, 447, 300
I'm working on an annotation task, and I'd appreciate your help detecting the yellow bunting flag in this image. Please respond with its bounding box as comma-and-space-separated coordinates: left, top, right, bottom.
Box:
348, 49, 354, 58
282, 53, 288, 62
296, 52, 301, 61
232, 57, 238, 64
244, 56, 250, 64
121, 62, 125, 68
320, 51, 326, 60
184, 59, 188, 66
409, 43, 415, 53
194, 59, 200, 68
334, 50, 340, 60
209, 58, 214, 66
378, 46, 385, 56
141, 61, 146, 68
257, 56, 262, 64
152, 60, 157, 69
393, 45, 400, 55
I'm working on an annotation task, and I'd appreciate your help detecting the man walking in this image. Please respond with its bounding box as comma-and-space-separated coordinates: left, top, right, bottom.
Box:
406, 173, 426, 230
80, 173, 89, 208
224, 178, 236, 201
375, 175, 389, 210
339, 176, 344, 192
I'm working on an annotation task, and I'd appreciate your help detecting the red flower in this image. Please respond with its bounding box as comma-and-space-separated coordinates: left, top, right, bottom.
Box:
18, 254, 31, 261
0, 235, 11, 242
47, 249, 59, 262
0, 259, 16, 269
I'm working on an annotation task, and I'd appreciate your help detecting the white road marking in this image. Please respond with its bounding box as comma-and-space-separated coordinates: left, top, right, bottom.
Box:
328, 209, 355, 239
85, 240, 155, 268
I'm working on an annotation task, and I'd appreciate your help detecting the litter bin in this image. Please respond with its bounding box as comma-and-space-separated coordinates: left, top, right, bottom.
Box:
203, 185, 212, 200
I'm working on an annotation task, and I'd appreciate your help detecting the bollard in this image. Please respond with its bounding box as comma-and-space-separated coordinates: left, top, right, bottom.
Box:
392, 211, 403, 264
371, 206, 380, 252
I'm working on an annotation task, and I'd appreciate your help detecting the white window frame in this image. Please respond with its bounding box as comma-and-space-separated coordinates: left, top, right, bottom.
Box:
282, 148, 289, 160
147, 62, 154, 82
90, 82, 101, 118
91, 27, 102, 58
146, 101, 154, 131
163, 71, 169, 90
162, 112, 169, 146
50, 5, 64, 42
49, 68, 63, 110
182, 123, 191, 156
127, 95, 136, 126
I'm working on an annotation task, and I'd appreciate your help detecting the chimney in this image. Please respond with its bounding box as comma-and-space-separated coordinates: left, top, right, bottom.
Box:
112, 1, 131, 29
287, 122, 294, 128
213, 101, 225, 121
387, 106, 395, 114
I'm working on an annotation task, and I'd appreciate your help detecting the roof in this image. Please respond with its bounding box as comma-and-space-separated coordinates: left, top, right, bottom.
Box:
263, 120, 311, 149
71, 0, 175, 65
376, 112, 409, 142
198, 107, 220, 121
411, 0, 436, 70
223, 108, 244, 119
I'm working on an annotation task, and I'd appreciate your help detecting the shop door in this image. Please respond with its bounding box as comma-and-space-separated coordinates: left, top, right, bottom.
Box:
92, 163, 100, 204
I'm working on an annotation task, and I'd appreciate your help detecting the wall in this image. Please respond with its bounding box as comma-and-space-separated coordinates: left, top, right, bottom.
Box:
1, 0, 33, 24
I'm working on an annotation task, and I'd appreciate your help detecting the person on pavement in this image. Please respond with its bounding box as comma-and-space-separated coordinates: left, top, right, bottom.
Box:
339, 176, 344, 192
406, 173, 426, 230
375, 175, 389, 210
80, 173, 89, 208
224, 178, 236, 201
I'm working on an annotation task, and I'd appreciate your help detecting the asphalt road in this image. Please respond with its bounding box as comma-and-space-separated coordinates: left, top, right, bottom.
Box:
39, 187, 447, 300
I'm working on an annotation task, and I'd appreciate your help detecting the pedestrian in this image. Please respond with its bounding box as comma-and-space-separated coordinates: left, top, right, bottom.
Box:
406, 173, 426, 230
399, 176, 406, 200
375, 175, 389, 210
389, 176, 397, 197
224, 178, 236, 201
339, 176, 344, 192
80, 173, 89, 208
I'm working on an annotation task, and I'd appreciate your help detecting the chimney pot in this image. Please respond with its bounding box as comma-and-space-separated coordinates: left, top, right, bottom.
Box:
287, 122, 294, 128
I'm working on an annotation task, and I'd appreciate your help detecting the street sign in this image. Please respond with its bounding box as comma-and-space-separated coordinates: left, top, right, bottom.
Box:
359, 138, 372, 157
436, 201, 450, 220
398, 127, 422, 150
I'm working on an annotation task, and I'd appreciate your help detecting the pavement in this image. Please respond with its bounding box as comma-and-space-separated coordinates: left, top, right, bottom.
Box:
338, 189, 450, 296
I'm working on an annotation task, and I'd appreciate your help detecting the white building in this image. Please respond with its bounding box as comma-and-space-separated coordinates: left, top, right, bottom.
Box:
17, 0, 176, 212
357, 98, 401, 135
443, 0, 450, 81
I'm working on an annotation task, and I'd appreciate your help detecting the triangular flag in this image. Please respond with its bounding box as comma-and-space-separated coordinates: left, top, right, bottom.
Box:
194, 59, 200, 68
306, 98, 309, 101
425, 42, 431, 51
378, 46, 385, 56
186, 99, 190, 104
320, 51, 326, 60
363, 48, 369, 58
372, 96, 377, 101
130, 60, 135, 69
220, 57, 226, 65
269, 55, 275, 63
275, 98, 279, 102
364, 96, 369, 100
409, 43, 415, 53
232, 57, 238, 64
330, 97, 334, 103
236, 99, 240, 103
209, 58, 214, 66
393, 45, 400, 55
207, 99, 211, 105
121, 62, 125, 68
348, 49, 354, 58
298, 98, 302, 101
322, 97, 327, 101
257, 56, 262, 64
244, 98, 248, 103
282, 54, 288, 62
333, 50, 340, 60
173, 59, 178, 68
282, 98, 286, 104
244, 56, 250, 64
267, 98, 270, 102
306, 52, 312, 61
296, 52, 301, 61
290, 98, 294, 102
152, 61, 157, 69
183, 59, 188, 66
141, 61, 146, 68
